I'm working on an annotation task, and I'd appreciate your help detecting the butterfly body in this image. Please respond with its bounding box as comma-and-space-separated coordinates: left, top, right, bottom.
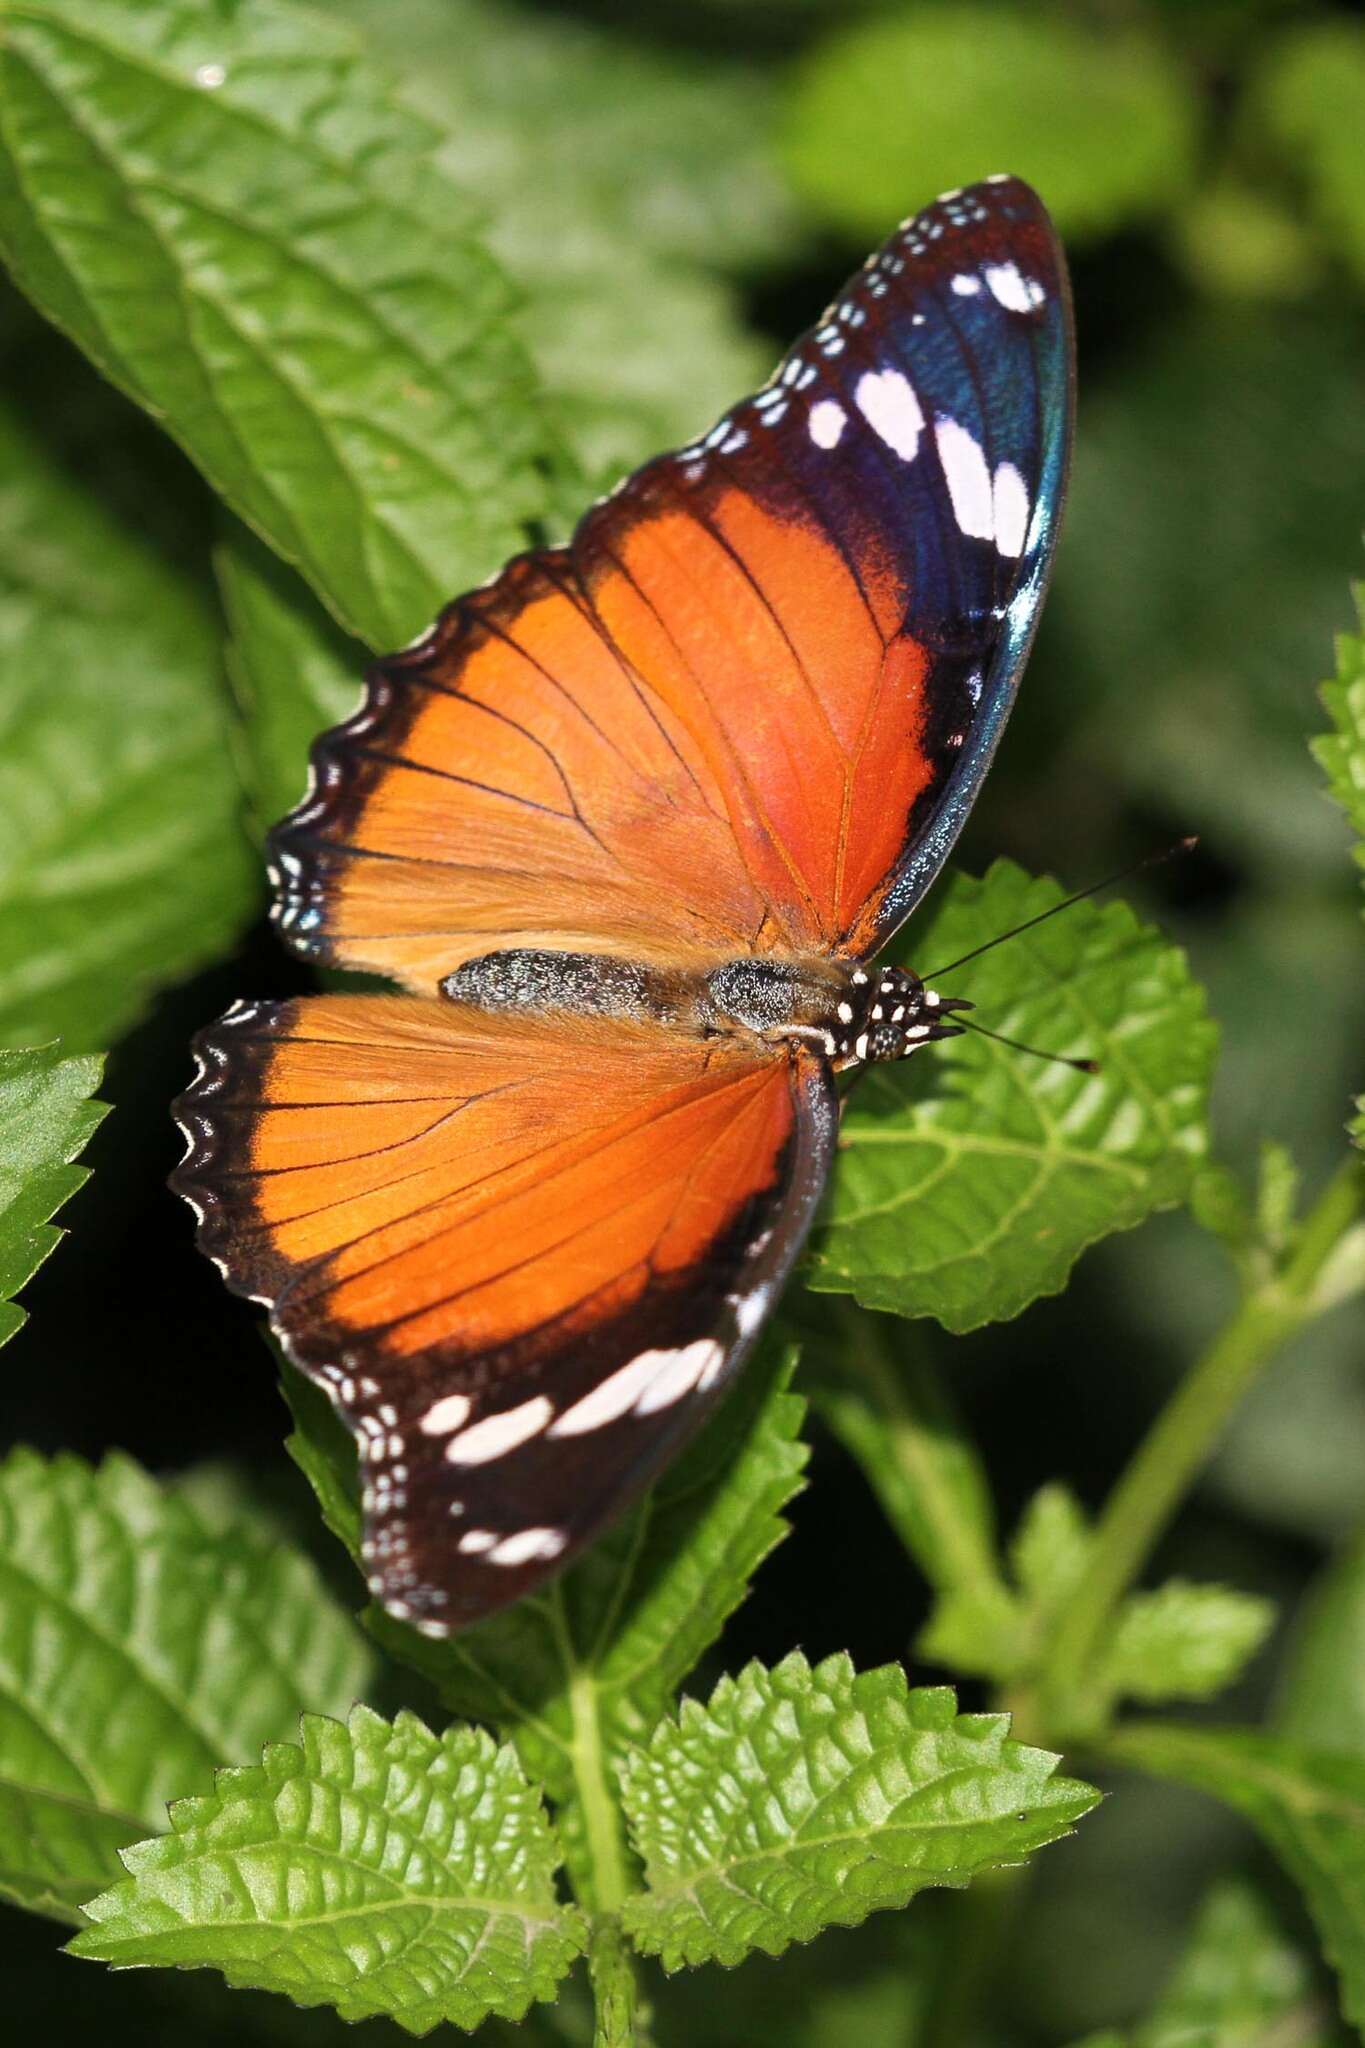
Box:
440, 945, 966, 1067
174, 176, 1073, 1633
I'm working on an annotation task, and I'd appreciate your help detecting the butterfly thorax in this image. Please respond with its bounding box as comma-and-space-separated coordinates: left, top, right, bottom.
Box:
440, 948, 969, 1070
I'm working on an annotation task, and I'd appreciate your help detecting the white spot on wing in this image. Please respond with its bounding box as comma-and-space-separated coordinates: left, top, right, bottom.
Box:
487, 1527, 568, 1567
984, 261, 1045, 313
934, 416, 994, 540
951, 273, 981, 296
634, 1339, 725, 1415
808, 399, 847, 449
445, 1395, 553, 1466
458, 1529, 498, 1554
854, 369, 924, 461
420, 1392, 472, 1437
549, 1353, 664, 1437
992, 462, 1030, 558
732, 1288, 771, 1339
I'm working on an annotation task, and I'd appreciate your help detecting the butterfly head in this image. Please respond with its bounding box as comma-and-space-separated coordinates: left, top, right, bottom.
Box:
832, 965, 972, 1072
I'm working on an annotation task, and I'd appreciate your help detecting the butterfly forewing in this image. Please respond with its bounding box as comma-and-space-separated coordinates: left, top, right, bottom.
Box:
271, 175, 1070, 982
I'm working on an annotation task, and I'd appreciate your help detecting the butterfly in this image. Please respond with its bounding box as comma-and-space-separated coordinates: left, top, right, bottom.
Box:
173, 175, 1073, 1636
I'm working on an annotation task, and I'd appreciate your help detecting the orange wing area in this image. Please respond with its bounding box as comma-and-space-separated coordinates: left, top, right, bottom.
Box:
272, 506, 931, 984
270, 554, 786, 988
173, 994, 836, 1630
579, 476, 936, 944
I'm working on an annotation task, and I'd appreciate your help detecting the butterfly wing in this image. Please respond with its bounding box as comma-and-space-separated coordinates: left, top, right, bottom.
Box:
576, 173, 1073, 958
172, 996, 835, 1630
272, 175, 1071, 983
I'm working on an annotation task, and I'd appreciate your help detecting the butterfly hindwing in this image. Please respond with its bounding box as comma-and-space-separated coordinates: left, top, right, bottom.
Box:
172, 995, 835, 1628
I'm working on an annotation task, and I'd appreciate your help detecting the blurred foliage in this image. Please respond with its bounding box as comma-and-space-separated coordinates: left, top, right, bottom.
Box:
1247, 19, 1365, 292
331, 0, 800, 483
781, 6, 1197, 246
0, 0, 1362, 2040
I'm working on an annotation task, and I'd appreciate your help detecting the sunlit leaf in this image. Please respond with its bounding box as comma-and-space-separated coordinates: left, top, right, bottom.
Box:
0, 1451, 372, 1923
0, 1044, 103, 1346
622, 1654, 1098, 1969
810, 863, 1215, 1331
71, 1709, 586, 2034
333, 0, 797, 480
0, 0, 567, 650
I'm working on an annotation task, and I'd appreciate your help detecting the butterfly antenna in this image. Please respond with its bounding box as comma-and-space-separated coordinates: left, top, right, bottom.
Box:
952, 1012, 1099, 1074
923, 836, 1198, 980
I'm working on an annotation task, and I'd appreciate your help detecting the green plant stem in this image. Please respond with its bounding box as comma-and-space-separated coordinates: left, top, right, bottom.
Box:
814, 1301, 1007, 1602
587, 1914, 652, 2048
549, 1588, 634, 1915
1038, 1158, 1364, 1734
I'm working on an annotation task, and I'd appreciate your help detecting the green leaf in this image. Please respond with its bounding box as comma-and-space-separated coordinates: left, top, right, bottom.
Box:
1280, 1531, 1365, 1754
918, 1483, 1087, 1683
809, 863, 1215, 1332
1097, 1582, 1275, 1706
1189, 1163, 1255, 1257
915, 1581, 1028, 1686
781, 4, 1197, 247
620, 1654, 1099, 1970
0, 0, 566, 651
295, 1340, 807, 1905
0, 379, 255, 1050
1107, 1722, 1365, 2034
923, 1484, 1272, 1709
0, 1450, 373, 1923
1134, 1877, 1347, 2048
332, 0, 797, 481
1250, 22, 1365, 292
1011, 1484, 1093, 1614
0, 1043, 104, 1345
70, 1708, 586, 2035
218, 523, 365, 833
1311, 585, 1365, 901
1255, 1142, 1304, 1258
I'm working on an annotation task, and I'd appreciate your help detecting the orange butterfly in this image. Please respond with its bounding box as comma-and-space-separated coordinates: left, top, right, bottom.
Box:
174, 176, 1073, 1633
